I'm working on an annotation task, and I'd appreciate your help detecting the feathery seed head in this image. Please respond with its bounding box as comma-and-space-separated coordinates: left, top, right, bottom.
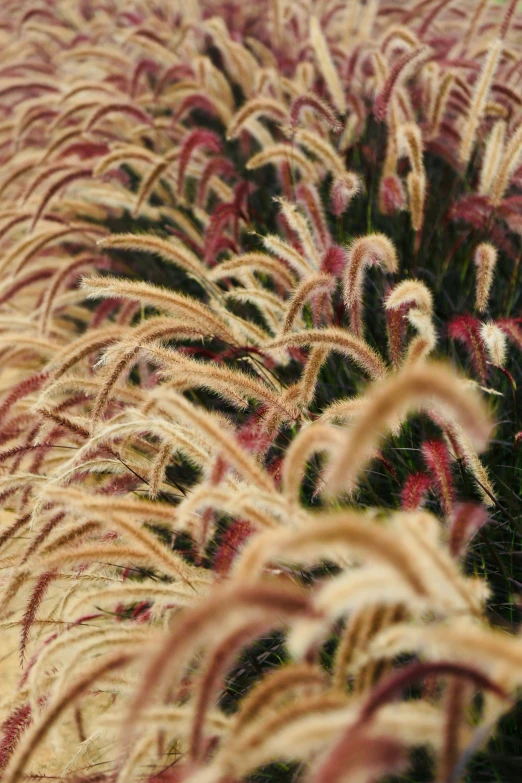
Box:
330, 172, 362, 216
480, 321, 508, 367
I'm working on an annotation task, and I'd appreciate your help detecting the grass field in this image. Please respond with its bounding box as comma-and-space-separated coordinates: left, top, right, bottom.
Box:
0, 1, 521, 782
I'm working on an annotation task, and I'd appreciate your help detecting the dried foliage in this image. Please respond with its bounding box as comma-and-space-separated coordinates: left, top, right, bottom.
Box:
0, 1, 521, 782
